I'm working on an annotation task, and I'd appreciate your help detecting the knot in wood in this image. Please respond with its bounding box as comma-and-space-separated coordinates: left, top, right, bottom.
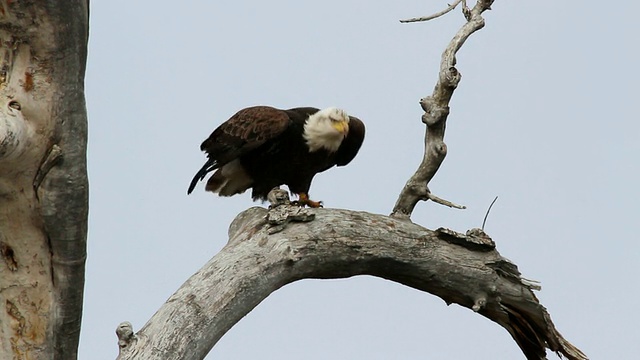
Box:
435, 227, 495, 251
442, 66, 461, 88
116, 321, 136, 349
430, 141, 447, 157
267, 187, 291, 208
421, 105, 450, 127
0, 104, 29, 162
0, 240, 18, 271
419, 96, 435, 112
472, 296, 487, 312
265, 203, 315, 234
465, 228, 495, 249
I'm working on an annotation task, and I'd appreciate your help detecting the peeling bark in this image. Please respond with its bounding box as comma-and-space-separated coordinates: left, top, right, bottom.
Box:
0, 2, 89, 359
117, 208, 587, 360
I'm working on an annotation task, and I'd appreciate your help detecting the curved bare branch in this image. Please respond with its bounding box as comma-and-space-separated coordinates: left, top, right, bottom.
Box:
116, 208, 587, 360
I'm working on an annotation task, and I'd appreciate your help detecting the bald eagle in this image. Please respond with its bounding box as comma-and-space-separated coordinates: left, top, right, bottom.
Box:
187, 106, 365, 207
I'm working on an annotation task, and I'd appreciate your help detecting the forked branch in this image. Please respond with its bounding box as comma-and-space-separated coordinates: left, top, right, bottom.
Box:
391, 0, 494, 220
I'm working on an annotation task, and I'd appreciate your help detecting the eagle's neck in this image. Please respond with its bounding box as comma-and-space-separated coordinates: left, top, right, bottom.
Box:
303, 113, 344, 153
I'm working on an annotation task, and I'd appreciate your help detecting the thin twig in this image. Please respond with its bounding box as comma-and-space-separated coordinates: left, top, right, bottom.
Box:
428, 193, 466, 209
400, 0, 463, 23
481, 196, 498, 230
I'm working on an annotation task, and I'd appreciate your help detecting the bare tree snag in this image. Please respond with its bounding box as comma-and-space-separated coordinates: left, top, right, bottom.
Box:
0, 2, 89, 359
117, 1, 587, 359
392, 0, 493, 219
117, 207, 587, 360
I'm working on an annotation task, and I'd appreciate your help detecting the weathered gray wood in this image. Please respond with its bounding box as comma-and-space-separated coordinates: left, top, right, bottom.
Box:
0, 2, 89, 359
117, 207, 587, 360
392, 0, 494, 219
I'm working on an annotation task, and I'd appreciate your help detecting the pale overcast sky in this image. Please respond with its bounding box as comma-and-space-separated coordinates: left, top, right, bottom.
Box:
82, 1, 639, 359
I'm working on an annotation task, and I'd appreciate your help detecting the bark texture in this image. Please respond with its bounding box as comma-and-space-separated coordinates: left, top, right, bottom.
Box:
0, 2, 89, 359
117, 208, 586, 360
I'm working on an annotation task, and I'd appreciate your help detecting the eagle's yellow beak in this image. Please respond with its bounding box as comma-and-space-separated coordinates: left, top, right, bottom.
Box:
332, 120, 349, 136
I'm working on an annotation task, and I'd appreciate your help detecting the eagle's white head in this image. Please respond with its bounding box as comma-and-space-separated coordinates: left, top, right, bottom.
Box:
303, 107, 350, 152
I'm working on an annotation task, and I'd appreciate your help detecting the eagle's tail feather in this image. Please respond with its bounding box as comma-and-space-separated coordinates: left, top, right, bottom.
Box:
187, 158, 217, 195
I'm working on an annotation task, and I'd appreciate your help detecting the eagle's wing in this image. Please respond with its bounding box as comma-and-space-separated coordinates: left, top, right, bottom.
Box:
201, 106, 291, 164
187, 106, 290, 194
335, 115, 365, 166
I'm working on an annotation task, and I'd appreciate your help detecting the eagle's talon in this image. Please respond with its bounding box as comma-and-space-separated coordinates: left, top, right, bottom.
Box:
294, 193, 323, 208
291, 200, 322, 208
305, 200, 323, 208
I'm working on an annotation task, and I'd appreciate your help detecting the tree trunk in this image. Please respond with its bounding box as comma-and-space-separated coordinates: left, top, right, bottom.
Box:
0, 2, 89, 359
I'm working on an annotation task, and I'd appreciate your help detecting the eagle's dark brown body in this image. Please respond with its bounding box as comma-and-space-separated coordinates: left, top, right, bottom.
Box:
188, 106, 365, 204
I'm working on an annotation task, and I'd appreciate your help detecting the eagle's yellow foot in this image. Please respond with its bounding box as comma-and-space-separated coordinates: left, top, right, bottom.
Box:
295, 193, 323, 208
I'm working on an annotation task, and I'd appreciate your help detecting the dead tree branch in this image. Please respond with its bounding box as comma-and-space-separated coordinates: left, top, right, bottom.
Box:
391, 0, 494, 220
116, 208, 587, 360
400, 0, 464, 23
